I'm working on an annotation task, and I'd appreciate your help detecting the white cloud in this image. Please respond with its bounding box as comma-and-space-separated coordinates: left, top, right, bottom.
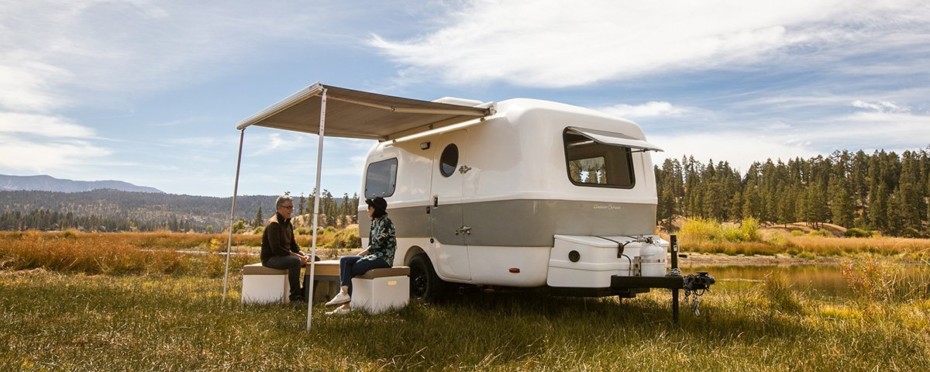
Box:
598, 101, 687, 119
0, 62, 72, 112
0, 134, 109, 172
248, 132, 309, 156
371, 0, 930, 87
0, 112, 96, 138
0, 112, 109, 172
850, 100, 910, 114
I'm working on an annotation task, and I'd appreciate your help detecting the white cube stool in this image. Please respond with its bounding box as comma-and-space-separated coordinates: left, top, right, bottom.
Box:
241, 263, 289, 304
350, 267, 410, 314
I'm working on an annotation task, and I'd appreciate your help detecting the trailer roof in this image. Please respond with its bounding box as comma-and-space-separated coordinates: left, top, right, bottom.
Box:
236, 83, 494, 141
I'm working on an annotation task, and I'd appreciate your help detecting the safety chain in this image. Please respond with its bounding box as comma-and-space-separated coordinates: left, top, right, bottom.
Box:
682, 272, 715, 316
684, 289, 703, 315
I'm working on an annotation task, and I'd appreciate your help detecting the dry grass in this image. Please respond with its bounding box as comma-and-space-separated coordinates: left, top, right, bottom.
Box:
0, 229, 361, 277
673, 219, 930, 260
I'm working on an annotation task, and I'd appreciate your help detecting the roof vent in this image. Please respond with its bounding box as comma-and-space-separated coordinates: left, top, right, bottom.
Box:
432, 97, 485, 107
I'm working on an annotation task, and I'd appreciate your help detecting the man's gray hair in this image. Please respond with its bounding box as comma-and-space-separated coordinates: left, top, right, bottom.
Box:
275, 195, 293, 208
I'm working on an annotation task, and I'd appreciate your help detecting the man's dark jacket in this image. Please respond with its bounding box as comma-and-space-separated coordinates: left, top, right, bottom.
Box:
261, 213, 301, 263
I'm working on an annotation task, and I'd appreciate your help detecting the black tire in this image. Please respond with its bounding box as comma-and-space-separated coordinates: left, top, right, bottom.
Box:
409, 254, 445, 302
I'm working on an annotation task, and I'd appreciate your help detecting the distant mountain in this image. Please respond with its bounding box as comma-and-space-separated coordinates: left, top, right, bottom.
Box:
0, 174, 163, 194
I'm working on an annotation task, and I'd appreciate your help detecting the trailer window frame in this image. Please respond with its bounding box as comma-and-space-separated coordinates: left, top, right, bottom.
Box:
364, 158, 399, 198
439, 143, 459, 178
563, 128, 636, 189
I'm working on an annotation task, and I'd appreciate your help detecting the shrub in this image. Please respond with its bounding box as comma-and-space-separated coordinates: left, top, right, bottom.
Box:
844, 228, 872, 238
808, 229, 830, 237
790, 230, 804, 236
231, 219, 248, 234
679, 218, 719, 243
764, 233, 792, 247
796, 251, 816, 260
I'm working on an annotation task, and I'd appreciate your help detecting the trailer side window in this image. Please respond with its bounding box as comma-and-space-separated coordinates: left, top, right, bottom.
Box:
563, 129, 635, 188
365, 158, 398, 198
439, 144, 458, 177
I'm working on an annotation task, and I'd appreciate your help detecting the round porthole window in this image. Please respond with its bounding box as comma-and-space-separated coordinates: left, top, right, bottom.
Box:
440, 144, 458, 177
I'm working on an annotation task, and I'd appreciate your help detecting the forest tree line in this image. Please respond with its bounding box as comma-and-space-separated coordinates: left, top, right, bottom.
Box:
655, 149, 930, 237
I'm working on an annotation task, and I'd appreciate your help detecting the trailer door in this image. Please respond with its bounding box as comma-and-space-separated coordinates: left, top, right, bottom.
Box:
428, 129, 471, 280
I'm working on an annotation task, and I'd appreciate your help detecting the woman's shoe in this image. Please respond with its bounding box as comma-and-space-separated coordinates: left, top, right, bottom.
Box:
326, 305, 350, 315
325, 292, 351, 306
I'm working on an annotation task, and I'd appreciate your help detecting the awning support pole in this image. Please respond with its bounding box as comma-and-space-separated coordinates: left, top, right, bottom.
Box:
306, 88, 328, 331
223, 128, 246, 301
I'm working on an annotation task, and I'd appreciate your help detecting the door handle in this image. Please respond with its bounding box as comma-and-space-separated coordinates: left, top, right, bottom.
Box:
458, 165, 472, 174
455, 226, 472, 236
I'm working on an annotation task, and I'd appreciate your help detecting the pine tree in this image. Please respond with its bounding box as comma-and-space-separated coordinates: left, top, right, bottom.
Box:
323, 190, 335, 227
896, 151, 922, 236
253, 206, 263, 227
656, 158, 681, 231
351, 193, 360, 224
341, 193, 350, 227
298, 193, 307, 217
829, 178, 853, 227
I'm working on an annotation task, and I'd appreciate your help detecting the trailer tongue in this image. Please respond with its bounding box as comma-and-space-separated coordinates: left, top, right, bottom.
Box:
609, 235, 716, 322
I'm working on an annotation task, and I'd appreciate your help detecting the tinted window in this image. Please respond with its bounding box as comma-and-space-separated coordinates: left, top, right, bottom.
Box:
564, 129, 635, 188
440, 144, 458, 177
365, 158, 398, 198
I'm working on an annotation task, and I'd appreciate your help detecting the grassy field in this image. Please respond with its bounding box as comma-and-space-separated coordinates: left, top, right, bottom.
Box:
1, 231, 929, 370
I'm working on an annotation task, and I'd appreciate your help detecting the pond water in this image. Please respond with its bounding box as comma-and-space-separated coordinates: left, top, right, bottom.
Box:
683, 264, 853, 299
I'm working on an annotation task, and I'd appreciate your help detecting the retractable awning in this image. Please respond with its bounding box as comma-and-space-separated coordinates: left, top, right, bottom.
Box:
567, 126, 663, 152
224, 83, 494, 332
237, 83, 494, 141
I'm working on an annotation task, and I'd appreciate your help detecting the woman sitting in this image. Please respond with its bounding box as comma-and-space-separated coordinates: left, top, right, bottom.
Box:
325, 196, 396, 315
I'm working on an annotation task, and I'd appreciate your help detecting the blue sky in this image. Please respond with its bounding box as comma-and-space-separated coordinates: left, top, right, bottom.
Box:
2, 0, 929, 197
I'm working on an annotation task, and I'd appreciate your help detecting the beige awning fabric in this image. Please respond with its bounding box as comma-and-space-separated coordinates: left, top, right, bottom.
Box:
236, 83, 494, 141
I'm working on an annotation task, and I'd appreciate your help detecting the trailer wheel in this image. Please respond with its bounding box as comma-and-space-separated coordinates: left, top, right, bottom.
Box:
409, 254, 445, 302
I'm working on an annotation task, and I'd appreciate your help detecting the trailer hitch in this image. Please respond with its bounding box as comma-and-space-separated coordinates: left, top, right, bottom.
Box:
682, 272, 715, 316
669, 236, 715, 321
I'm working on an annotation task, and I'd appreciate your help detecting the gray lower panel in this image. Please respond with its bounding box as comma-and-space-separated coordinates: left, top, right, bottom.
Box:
358, 204, 431, 239
362, 199, 656, 247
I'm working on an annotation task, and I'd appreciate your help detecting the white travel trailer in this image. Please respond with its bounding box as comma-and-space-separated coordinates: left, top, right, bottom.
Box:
232, 83, 713, 320
358, 97, 680, 300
